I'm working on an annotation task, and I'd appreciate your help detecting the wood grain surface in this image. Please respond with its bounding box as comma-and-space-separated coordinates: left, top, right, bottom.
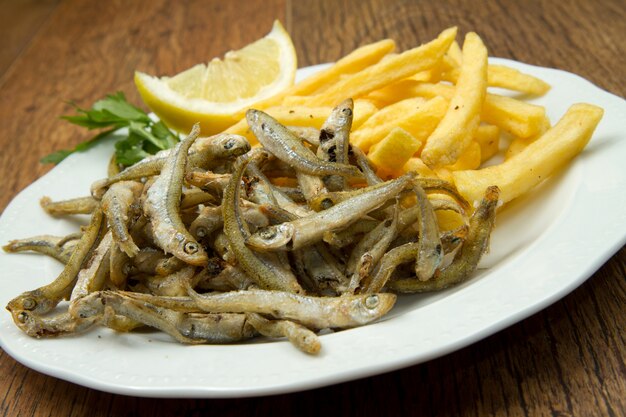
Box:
0, 0, 624, 416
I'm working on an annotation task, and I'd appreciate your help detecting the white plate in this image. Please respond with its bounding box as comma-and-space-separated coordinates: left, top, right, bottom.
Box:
0, 59, 625, 398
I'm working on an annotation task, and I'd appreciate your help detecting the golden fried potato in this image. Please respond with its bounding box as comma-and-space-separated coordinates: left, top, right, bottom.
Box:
473, 124, 500, 162
301, 27, 457, 106
443, 64, 551, 96
408, 83, 547, 138
486, 65, 551, 95
351, 96, 448, 152
504, 115, 551, 159
253, 39, 396, 110
421, 32, 488, 168
445, 140, 482, 171
452, 103, 603, 205
402, 157, 438, 178
368, 128, 423, 177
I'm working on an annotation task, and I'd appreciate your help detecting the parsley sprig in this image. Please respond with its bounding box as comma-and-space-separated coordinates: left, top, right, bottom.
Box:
41, 92, 179, 166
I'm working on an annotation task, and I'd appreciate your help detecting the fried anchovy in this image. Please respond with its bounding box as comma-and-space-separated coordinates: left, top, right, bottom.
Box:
389, 186, 500, 293
222, 149, 304, 293
246, 173, 414, 251
143, 124, 208, 266
246, 109, 362, 178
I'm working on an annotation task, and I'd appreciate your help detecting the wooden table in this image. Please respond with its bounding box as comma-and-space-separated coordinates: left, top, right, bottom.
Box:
1, 0, 624, 415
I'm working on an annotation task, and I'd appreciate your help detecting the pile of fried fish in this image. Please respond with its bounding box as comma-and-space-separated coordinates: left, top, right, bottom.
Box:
4, 99, 498, 354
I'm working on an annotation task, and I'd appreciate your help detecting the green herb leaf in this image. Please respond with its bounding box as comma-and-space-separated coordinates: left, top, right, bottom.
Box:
42, 92, 179, 166
40, 149, 72, 164
92, 92, 151, 123
114, 132, 151, 166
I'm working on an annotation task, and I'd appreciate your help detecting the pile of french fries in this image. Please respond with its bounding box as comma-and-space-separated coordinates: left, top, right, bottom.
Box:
223, 27, 603, 217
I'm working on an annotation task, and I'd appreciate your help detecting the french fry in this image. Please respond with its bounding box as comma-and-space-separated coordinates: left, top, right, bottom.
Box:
402, 157, 438, 178
486, 65, 551, 95
435, 208, 466, 231
452, 103, 603, 205
421, 32, 488, 168
445, 140, 482, 171
411, 83, 547, 138
351, 96, 448, 152
445, 41, 463, 67
504, 115, 551, 159
301, 27, 458, 106
364, 79, 421, 107
473, 124, 500, 162
252, 39, 396, 110
442, 63, 551, 96
226, 100, 378, 143
368, 128, 423, 177
433, 141, 482, 184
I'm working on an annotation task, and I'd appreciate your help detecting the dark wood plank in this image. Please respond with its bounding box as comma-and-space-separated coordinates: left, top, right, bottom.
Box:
291, 0, 626, 97
0, 0, 61, 81
0, 0, 624, 416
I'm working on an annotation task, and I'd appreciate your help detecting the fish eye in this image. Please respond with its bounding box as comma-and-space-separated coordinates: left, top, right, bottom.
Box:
184, 241, 199, 254
196, 226, 208, 238
17, 311, 29, 323
259, 227, 277, 240
22, 298, 36, 310
320, 198, 334, 210
364, 295, 379, 309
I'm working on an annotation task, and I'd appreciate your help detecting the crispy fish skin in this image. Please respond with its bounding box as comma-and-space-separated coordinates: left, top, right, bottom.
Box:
70, 231, 113, 300
246, 313, 321, 355
143, 124, 208, 266
186, 287, 396, 329
411, 184, 443, 281
364, 242, 419, 294
223, 149, 304, 293
6, 208, 107, 317
246, 109, 362, 178
10, 310, 99, 338
2, 234, 78, 264
91, 133, 250, 198
40, 196, 99, 216
101, 181, 143, 257
347, 202, 399, 292
317, 98, 354, 191
246, 173, 415, 251
75, 291, 255, 344
389, 186, 500, 293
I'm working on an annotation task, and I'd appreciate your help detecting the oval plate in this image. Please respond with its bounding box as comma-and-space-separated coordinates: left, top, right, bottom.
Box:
0, 59, 625, 398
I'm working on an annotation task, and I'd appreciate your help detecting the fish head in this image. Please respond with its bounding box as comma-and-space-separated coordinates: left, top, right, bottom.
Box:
90, 178, 109, 200
245, 223, 294, 251
6, 289, 56, 316
309, 193, 337, 212
8, 309, 48, 337
172, 233, 209, 266
215, 134, 252, 157
245, 109, 284, 142
245, 109, 263, 129
348, 293, 397, 325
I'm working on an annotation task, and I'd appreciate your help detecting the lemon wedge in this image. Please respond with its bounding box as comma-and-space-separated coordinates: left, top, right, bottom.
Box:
135, 20, 297, 134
